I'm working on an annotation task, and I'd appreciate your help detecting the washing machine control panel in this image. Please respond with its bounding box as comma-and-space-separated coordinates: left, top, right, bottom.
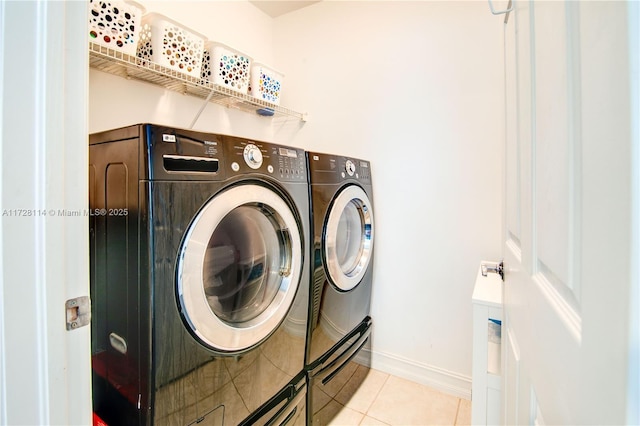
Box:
243, 144, 263, 169
273, 146, 306, 181
231, 140, 306, 181
345, 159, 356, 176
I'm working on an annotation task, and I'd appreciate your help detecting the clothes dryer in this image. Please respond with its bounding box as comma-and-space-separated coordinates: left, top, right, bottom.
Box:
304, 152, 375, 424
90, 124, 308, 425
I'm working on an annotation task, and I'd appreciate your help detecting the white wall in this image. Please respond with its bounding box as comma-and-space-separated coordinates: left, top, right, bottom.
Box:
89, 0, 504, 397
273, 1, 504, 395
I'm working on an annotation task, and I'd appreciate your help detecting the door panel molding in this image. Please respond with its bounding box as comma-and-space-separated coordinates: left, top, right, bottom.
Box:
532, 271, 581, 343
532, 0, 582, 308
505, 238, 521, 263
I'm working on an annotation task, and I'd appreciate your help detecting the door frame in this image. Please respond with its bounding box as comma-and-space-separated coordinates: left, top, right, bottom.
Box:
628, 2, 640, 423
0, 1, 91, 424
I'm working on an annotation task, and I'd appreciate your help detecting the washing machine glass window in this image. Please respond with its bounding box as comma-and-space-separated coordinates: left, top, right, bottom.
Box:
177, 183, 303, 353
203, 204, 288, 324
324, 185, 374, 292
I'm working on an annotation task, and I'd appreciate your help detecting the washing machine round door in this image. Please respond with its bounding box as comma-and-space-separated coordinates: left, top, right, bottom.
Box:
323, 184, 374, 291
176, 183, 303, 353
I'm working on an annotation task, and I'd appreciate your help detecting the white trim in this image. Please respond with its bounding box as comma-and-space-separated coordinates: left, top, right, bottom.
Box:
0, 0, 5, 422
60, 2, 92, 424
1, 2, 51, 422
366, 348, 472, 400
0, 1, 91, 424
317, 311, 471, 399
34, 2, 51, 420
628, 1, 640, 424
532, 271, 582, 343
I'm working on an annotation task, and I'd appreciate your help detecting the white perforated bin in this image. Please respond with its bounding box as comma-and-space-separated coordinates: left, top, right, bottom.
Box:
249, 63, 284, 105
201, 42, 252, 94
137, 13, 206, 77
88, 0, 145, 55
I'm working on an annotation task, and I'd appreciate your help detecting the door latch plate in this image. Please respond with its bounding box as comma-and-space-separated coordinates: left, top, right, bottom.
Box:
66, 296, 91, 330
481, 261, 504, 281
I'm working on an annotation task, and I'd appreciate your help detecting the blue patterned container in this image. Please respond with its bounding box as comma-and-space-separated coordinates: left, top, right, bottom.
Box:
249, 62, 284, 105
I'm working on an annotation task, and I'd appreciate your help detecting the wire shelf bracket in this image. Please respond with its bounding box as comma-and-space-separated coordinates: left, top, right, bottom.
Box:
488, 0, 513, 15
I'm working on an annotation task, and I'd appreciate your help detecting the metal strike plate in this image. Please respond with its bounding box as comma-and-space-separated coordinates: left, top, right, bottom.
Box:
66, 296, 91, 330
481, 261, 504, 281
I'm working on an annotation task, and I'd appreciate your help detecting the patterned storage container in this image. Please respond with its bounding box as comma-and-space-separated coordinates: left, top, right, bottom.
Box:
137, 13, 206, 77
88, 0, 145, 55
249, 63, 284, 105
201, 42, 252, 94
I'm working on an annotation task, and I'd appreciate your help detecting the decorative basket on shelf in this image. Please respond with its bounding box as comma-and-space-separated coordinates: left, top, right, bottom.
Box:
248, 63, 284, 105
137, 12, 206, 77
88, 0, 145, 55
201, 41, 252, 94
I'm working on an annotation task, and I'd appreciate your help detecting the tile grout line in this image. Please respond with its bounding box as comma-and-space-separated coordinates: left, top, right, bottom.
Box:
361, 371, 392, 424
453, 398, 461, 425
314, 385, 333, 415
314, 364, 361, 423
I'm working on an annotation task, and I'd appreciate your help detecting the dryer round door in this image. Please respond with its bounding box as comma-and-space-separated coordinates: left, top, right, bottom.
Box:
176, 183, 303, 353
323, 184, 374, 292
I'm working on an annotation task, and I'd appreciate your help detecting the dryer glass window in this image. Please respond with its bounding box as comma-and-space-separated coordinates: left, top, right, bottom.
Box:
324, 184, 374, 292
203, 204, 292, 324
336, 200, 365, 275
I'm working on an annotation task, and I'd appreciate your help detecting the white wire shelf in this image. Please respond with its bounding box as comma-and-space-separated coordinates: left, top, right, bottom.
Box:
89, 43, 307, 122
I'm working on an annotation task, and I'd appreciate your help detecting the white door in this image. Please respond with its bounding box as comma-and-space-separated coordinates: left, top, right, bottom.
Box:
502, 1, 638, 424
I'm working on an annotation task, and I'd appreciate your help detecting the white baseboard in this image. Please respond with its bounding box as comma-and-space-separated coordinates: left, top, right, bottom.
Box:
318, 315, 472, 400
356, 348, 472, 400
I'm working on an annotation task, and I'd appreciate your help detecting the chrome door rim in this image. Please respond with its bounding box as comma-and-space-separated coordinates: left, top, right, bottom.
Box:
324, 185, 374, 291
177, 184, 302, 352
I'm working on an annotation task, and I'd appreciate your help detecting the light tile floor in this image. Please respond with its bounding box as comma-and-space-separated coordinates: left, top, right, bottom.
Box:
314, 364, 471, 426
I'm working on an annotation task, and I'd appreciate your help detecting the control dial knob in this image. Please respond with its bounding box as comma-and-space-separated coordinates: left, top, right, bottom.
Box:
345, 159, 356, 176
243, 144, 263, 169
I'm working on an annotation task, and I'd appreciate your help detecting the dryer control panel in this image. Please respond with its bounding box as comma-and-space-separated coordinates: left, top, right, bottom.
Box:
307, 152, 372, 185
